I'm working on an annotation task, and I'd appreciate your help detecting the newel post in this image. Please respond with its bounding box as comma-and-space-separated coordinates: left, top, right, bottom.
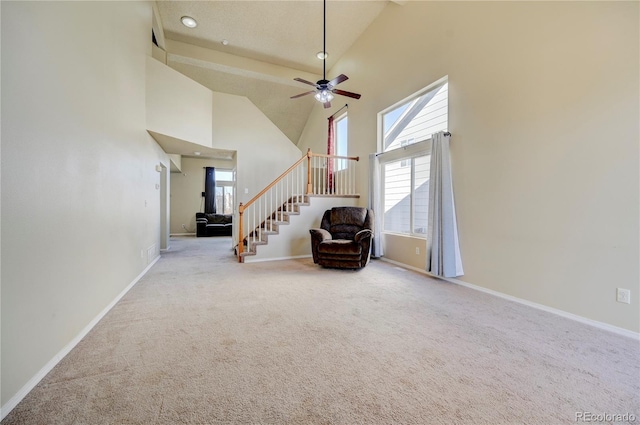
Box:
306, 148, 313, 195
237, 203, 244, 261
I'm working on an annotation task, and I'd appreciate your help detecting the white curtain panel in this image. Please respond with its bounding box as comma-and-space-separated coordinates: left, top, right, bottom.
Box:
368, 153, 383, 257
426, 132, 464, 277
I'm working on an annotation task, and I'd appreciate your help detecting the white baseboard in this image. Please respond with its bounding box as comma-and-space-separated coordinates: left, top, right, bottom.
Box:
379, 258, 640, 341
244, 254, 313, 263
170, 232, 195, 236
0, 256, 161, 421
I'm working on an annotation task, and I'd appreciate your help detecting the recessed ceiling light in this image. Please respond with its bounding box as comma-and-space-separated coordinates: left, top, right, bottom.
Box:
221, 39, 229, 46
181, 16, 197, 28
316, 51, 328, 60
194, 151, 201, 156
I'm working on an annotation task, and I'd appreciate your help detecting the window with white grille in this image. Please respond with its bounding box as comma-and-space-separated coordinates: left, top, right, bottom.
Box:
378, 76, 448, 237
382, 80, 448, 152
215, 169, 235, 214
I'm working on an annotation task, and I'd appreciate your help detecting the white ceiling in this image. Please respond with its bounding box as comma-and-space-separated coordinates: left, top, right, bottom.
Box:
155, 1, 389, 146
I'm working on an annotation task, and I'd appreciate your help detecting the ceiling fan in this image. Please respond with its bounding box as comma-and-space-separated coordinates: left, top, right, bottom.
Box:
290, 0, 362, 109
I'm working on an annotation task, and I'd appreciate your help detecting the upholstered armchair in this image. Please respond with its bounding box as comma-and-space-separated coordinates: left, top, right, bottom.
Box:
309, 207, 374, 269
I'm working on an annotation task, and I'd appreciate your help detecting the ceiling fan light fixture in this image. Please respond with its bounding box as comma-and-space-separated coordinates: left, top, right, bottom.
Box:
314, 90, 334, 103
181, 16, 197, 28
316, 51, 328, 60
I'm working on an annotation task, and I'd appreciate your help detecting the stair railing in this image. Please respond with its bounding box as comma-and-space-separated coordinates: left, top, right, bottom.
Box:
237, 148, 359, 261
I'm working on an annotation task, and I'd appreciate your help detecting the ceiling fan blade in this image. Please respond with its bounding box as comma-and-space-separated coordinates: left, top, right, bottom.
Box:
333, 89, 361, 100
323, 101, 332, 109
328, 74, 348, 87
290, 91, 315, 99
294, 77, 318, 87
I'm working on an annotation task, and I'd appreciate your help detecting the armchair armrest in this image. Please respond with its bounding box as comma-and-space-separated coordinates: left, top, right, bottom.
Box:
310, 228, 332, 241
309, 228, 332, 264
354, 229, 373, 243
196, 220, 207, 237
355, 229, 374, 268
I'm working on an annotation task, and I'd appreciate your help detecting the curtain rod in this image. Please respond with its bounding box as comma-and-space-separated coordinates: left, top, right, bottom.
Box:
328, 104, 348, 119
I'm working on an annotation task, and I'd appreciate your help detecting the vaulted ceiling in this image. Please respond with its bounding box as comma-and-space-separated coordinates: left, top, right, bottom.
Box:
154, 1, 390, 146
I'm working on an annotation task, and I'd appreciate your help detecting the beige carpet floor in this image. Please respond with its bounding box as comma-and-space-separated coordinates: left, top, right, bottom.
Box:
3, 236, 639, 424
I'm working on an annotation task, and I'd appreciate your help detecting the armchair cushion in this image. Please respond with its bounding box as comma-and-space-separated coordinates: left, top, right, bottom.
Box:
317, 240, 361, 256
329, 207, 367, 240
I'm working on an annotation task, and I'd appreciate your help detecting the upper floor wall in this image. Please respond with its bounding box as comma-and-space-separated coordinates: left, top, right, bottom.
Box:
146, 56, 213, 149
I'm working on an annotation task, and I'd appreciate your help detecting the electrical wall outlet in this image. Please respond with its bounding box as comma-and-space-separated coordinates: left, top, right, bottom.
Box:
616, 288, 631, 304
415, 247, 420, 255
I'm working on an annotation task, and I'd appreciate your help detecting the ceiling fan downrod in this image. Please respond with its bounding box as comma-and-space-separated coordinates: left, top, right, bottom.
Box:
290, 0, 362, 108
322, 0, 326, 82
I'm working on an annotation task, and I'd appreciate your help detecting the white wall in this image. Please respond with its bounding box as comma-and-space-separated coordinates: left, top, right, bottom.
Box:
146, 56, 213, 149
170, 157, 236, 234
298, 1, 639, 332
212, 92, 303, 207
165, 92, 302, 240
210, 92, 303, 246
168, 154, 182, 172
1, 1, 168, 410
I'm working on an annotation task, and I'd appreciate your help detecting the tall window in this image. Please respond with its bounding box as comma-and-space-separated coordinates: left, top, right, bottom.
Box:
215, 169, 235, 214
382, 80, 447, 152
378, 77, 448, 237
335, 114, 348, 170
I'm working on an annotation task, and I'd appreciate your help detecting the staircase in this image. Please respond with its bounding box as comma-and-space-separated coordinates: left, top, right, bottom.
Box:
239, 195, 310, 260
237, 149, 359, 262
